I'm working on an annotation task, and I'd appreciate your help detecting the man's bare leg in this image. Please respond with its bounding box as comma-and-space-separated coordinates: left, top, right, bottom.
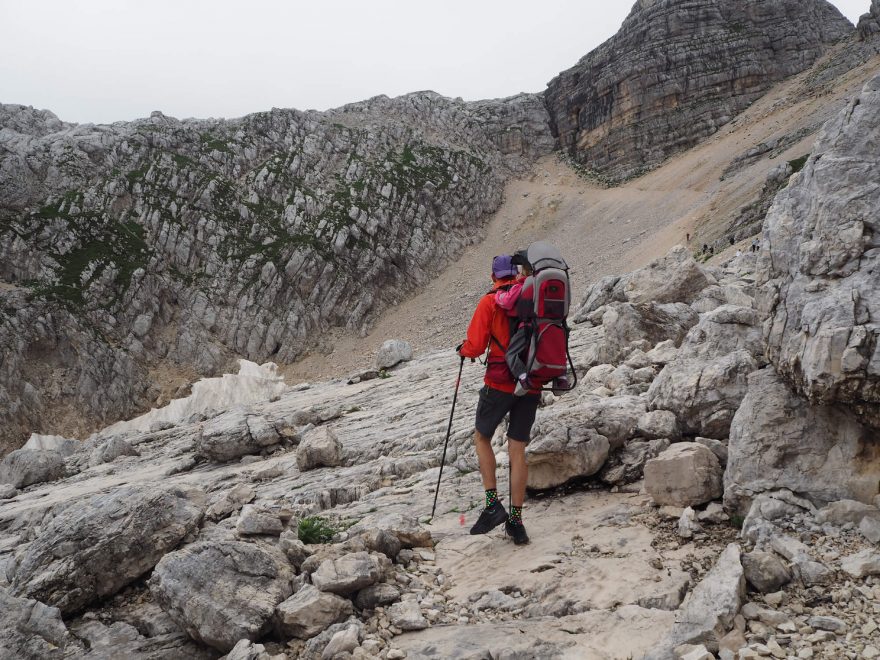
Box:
507, 438, 527, 507
474, 429, 497, 491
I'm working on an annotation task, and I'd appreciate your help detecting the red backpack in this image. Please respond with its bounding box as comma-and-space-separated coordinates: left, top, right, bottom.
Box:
506, 242, 577, 394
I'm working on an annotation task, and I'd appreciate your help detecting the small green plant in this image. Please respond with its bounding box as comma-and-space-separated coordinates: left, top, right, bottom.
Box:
729, 514, 745, 530
788, 154, 810, 174
378, 369, 391, 379
297, 516, 338, 544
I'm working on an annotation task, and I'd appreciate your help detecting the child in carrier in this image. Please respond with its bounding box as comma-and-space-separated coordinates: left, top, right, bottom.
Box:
495, 249, 571, 396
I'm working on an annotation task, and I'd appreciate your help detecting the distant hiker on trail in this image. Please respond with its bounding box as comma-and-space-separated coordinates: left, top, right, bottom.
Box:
457, 254, 538, 545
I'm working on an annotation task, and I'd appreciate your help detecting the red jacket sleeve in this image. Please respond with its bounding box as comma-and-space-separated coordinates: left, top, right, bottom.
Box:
459, 294, 493, 358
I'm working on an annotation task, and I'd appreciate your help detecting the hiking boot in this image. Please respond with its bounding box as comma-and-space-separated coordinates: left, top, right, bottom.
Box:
505, 519, 530, 545
552, 376, 571, 396
469, 501, 508, 535
514, 374, 531, 397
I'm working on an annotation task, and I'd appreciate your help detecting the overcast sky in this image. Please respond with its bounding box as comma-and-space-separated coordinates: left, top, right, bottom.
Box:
0, 0, 870, 125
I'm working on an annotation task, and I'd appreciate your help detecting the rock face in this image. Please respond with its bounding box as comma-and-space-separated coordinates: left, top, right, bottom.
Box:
12, 486, 205, 614
149, 540, 294, 652
724, 368, 880, 515
757, 74, 880, 429
274, 584, 352, 640
0, 92, 553, 451
859, 0, 880, 40
644, 443, 723, 507
544, 0, 851, 182
297, 426, 343, 471
0, 589, 69, 659
0, 448, 65, 488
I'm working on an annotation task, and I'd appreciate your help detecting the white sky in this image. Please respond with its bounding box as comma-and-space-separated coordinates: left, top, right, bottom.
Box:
0, 0, 870, 125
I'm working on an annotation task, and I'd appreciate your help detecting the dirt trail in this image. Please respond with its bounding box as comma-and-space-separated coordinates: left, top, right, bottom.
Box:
283, 53, 880, 384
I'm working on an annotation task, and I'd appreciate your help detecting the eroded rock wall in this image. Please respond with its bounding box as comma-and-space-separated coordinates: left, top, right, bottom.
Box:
0, 93, 553, 450
544, 0, 852, 182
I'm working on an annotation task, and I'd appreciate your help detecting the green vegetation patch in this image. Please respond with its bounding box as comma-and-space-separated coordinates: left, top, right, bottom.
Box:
788, 154, 810, 174
297, 516, 338, 544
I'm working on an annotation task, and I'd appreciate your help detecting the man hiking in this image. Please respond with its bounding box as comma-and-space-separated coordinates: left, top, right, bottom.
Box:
456, 254, 539, 545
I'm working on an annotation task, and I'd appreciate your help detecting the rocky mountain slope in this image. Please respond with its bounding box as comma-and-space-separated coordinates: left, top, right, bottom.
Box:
0, 94, 552, 451
2, 72, 880, 659
544, 0, 852, 183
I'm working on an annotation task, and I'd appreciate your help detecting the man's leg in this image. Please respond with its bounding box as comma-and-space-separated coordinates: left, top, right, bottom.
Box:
474, 429, 497, 491
507, 438, 527, 508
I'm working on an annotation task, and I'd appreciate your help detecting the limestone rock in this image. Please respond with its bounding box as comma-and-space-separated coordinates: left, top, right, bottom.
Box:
279, 531, 313, 568
347, 513, 432, 549
741, 551, 792, 594
648, 350, 758, 438
859, 0, 880, 40
602, 302, 699, 363
22, 434, 79, 456
236, 504, 284, 536
0, 589, 68, 659
274, 584, 352, 640
196, 410, 281, 462
724, 368, 880, 516
647, 544, 746, 657
0, 483, 16, 499
224, 639, 272, 660
321, 624, 361, 658
297, 426, 343, 471
388, 600, 428, 631
376, 340, 413, 370
354, 583, 401, 610
840, 549, 880, 578
311, 552, 380, 595
644, 443, 723, 507
89, 436, 139, 466
13, 485, 205, 614
637, 410, 680, 441
600, 437, 670, 486
544, 0, 850, 182
757, 74, 880, 428
860, 516, 880, 544
815, 500, 880, 527
0, 449, 65, 488
150, 539, 294, 652
620, 246, 711, 305
526, 425, 610, 489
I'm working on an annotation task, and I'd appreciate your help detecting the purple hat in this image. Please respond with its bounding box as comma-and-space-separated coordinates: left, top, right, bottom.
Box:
492, 254, 517, 279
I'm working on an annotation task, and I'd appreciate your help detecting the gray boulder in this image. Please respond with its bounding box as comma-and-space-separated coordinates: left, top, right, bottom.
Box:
602, 302, 699, 363
526, 425, 609, 489
388, 600, 428, 631
13, 485, 205, 614
297, 426, 343, 471
311, 552, 381, 595
376, 339, 413, 370
815, 499, 880, 527
0, 449, 65, 488
741, 551, 792, 594
600, 438, 670, 486
840, 549, 880, 578
236, 504, 284, 536
150, 539, 294, 652
347, 513, 432, 549
644, 443, 723, 507
0, 483, 17, 499
724, 368, 880, 516
648, 350, 758, 439
89, 436, 139, 466
646, 544, 746, 657
757, 74, 880, 429
354, 583, 401, 610
274, 584, 352, 640
195, 410, 281, 462
0, 589, 69, 659
620, 245, 711, 305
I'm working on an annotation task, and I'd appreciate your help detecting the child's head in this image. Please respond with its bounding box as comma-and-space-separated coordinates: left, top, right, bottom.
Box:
491, 255, 517, 281
511, 249, 532, 275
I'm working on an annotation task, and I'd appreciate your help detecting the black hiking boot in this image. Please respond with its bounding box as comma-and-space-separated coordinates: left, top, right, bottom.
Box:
505, 520, 530, 545
469, 501, 508, 535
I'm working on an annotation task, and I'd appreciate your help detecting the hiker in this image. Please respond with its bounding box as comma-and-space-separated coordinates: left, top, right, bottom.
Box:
456, 254, 539, 545
495, 250, 570, 396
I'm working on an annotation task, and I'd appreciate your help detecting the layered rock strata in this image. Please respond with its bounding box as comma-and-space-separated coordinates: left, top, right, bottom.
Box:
544, 0, 851, 182
0, 92, 553, 451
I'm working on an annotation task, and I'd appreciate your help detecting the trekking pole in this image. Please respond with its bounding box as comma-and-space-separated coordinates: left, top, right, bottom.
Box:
430, 355, 465, 521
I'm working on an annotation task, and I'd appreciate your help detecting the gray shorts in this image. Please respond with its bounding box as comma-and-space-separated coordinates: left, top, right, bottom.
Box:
474, 385, 540, 444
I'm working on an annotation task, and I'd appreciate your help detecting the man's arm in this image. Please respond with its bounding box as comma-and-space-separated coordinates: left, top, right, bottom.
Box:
458, 295, 492, 358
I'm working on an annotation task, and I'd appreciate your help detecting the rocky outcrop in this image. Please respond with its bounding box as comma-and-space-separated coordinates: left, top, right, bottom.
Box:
0, 92, 553, 451
12, 485, 205, 614
544, 0, 851, 182
0, 448, 65, 488
724, 368, 880, 515
149, 540, 294, 652
757, 74, 880, 429
0, 589, 69, 659
858, 0, 880, 40
644, 443, 723, 507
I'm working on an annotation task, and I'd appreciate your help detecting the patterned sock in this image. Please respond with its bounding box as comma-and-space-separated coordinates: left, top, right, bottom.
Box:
509, 505, 523, 525
485, 489, 498, 509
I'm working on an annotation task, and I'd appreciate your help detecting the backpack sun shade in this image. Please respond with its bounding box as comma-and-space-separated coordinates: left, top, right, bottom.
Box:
506, 241, 578, 393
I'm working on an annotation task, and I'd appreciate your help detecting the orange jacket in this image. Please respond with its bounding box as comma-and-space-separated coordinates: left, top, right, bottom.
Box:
460, 278, 517, 393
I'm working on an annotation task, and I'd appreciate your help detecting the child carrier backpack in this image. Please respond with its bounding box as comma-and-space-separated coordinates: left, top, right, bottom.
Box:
506, 241, 577, 394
